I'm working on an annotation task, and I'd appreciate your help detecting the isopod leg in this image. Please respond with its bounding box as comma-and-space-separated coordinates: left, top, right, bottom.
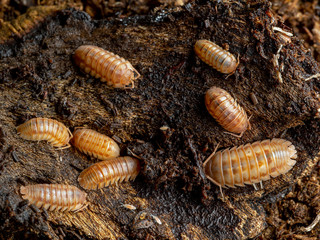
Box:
127, 148, 143, 160
124, 80, 135, 89
203, 142, 220, 166
260, 181, 263, 189
73, 202, 88, 213
220, 186, 225, 201
224, 131, 243, 138
253, 183, 258, 190
56, 143, 71, 150
128, 80, 135, 89
247, 115, 252, 130
133, 68, 141, 80
236, 53, 240, 67
67, 128, 73, 141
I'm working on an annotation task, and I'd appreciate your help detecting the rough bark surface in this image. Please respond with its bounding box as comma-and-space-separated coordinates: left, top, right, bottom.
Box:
0, 1, 319, 239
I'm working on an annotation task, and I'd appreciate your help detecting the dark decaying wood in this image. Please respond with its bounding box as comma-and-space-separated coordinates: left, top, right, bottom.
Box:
0, 1, 319, 239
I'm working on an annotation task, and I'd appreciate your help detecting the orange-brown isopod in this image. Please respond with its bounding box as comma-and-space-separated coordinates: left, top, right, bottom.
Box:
205, 87, 250, 137
16, 118, 72, 149
194, 40, 239, 74
20, 184, 88, 212
71, 128, 120, 161
73, 45, 140, 88
203, 138, 297, 196
78, 156, 140, 190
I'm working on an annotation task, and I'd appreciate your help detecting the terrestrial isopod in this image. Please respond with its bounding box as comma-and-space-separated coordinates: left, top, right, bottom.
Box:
78, 156, 140, 190
20, 184, 88, 212
73, 45, 141, 88
203, 138, 297, 197
71, 128, 120, 161
205, 87, 250, 137
16, 118, 72, 149
194, 40, 239, 74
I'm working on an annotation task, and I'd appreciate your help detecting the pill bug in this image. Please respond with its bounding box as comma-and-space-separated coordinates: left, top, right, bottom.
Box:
203, 138, 297, 197
194, 39, 239, 74
71, 128, 120, 161
78, 156, 140, 190
20, 184, 88, 212
17, 118, 72, 149
73, 45, 141, 88
205, 87, 250, 137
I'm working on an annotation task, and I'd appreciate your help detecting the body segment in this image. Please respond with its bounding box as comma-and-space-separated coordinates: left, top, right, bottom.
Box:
71, 128, 120, 161
73, 45, 140, 88
205, 87, 250, 137
203, 138, 297, 190
17, 118, 72, 149
78, 156, 140, 190
20, 184, 87, 212
194, 40, 238, 74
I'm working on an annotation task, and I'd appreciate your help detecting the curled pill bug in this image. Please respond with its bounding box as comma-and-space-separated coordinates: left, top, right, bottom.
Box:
20, 184, 88, 212
205, 87, 251, 137
194, 39, 239, 74
78, 156, 140, 190
16, 118, 72, 149
73, 45, 141, 88
71, 128, 120, 161
203, 138, 297, 198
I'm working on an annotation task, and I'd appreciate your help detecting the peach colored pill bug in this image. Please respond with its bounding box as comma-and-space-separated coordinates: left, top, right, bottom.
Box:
16, 118, 72, 149
20, 184, 88, 212
205, 87, 250, 137
71, 128, 120, 161
203, 138, 297, 197
78, 156, 140, 190
194, 40, 239, 74
73, 45, 141, 88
